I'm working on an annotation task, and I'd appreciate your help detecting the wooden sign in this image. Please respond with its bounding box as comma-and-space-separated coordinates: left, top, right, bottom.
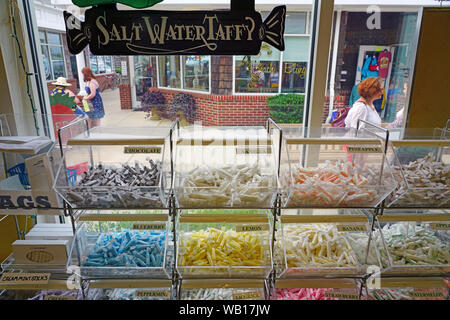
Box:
64, 3, 286, 56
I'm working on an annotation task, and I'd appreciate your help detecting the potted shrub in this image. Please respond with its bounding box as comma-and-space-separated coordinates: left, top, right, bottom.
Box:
141, 91, 166, 120
169, 93, 196, 126
267, 94, 304, 124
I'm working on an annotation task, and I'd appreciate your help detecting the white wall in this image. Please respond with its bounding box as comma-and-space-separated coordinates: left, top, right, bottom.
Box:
34, 1, 66, 31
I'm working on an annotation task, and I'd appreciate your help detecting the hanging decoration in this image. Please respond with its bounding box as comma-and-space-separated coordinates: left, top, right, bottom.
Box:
71, 0, 163, 9
64, 3, 286, 56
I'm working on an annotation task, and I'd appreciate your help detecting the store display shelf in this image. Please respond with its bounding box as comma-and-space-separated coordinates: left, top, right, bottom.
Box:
0, 280, 70, 291
178, 214, 270, 223
280, 215, 369, 224
180, 279, 265, 289
1, 254, 67, 274
378, 213, 450, 222
77, 213, 170, 222
87, 279, 172, 289
379, 276, 448, 288
275, 278, 358, 289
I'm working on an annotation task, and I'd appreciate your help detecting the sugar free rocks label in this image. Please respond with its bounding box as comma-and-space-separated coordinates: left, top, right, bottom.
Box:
135, 290, 170, 298
124, 146, 161, 154
233, 291, 262, 300
235, 224, 269, 232
132, 223, 166, 230
0, 273, 50, 284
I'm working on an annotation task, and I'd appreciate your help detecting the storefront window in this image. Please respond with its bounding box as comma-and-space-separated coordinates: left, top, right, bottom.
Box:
158, 56, 181, 88
281, 37, 309, 93
285, 12, 308, 34
89, 55, 114, 74
38, 30, 66, 80
183, 56, 210, 92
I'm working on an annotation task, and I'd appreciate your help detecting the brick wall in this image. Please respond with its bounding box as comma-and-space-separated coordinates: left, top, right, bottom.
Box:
211, 56, 233, 95
149, 88, 270, 126
47, 78, 78, 94
119, 84, 132, 109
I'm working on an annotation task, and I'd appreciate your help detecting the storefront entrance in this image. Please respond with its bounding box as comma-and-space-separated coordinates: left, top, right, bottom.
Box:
129, 56, 153, 109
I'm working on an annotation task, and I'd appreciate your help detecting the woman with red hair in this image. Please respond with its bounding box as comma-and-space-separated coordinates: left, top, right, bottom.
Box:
345, 77, 382, 129
82, 67, 105, 127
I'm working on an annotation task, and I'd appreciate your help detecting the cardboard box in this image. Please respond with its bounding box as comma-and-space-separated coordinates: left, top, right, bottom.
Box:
12, 240, 69, 265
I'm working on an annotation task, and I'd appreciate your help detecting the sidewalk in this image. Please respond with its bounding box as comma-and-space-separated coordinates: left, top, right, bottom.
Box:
99, 88, 173, 127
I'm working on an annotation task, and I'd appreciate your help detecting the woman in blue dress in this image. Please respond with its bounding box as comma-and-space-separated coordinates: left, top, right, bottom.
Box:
82, 67, 105, 127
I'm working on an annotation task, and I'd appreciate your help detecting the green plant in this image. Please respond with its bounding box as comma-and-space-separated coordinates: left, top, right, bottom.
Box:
169, 93, 196, 120
267, 94, 304, 124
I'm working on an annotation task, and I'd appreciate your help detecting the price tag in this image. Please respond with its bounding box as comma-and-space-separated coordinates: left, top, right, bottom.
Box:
324, 289, 358, 300
235, 224, 269, 232
346, 146, 382, 153
135, 290, 170, 298
409, 288, 445, 299
429, 223, 450, 231
132, 223, 166, 230
232, 291, 262, 300
44, 295, 76, 300
236, 147, 272, 154
124, 146, 161, 154
337, 224, 367, 232
0, 273, 50, 285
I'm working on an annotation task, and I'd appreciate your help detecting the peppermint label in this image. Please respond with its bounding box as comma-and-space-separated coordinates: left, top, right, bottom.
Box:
347, 146, 382, 153
124, 146, 161, 154
429, 223, 450, 231
325, 289, 358, 300
132, 223, 165, 230
236, 224, 269, 232
44, 295, 76, 300
337, 224, 367, 232
235, 147, 272, 154
135, 290, 170, 298
0, 273, 50, 284
233, 291, 262, 300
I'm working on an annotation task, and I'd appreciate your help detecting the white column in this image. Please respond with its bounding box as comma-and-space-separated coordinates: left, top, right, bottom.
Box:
326, 10, 341, 124
76, 51, 87, 95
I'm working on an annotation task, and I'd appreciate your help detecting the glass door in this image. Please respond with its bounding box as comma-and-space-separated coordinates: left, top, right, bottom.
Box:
130, 56, 153, 109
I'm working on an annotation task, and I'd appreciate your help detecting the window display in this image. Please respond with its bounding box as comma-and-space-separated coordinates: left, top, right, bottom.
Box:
39, 30, 66, 80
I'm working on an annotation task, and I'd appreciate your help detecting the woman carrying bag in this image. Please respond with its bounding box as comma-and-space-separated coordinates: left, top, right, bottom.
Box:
82, 67, 105, 128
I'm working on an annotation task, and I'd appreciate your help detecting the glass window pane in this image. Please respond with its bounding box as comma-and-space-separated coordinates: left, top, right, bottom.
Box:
98, 56, 106, 73
281, 37, 309, 93
47, 32, 62, 45
235, 45, 280, 93
183, 56, 209, 92
39, 30, 46, 44
52, 60, 66, 79
49, 45, 64, 60
89, 54, 98, 74
105, 57, 112, 73
158, 56, 181, 88
40, 45, 52, 80
285, 12, 307, 34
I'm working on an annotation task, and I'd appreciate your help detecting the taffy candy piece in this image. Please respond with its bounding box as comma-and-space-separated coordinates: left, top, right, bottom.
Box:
276, 288, 338, 300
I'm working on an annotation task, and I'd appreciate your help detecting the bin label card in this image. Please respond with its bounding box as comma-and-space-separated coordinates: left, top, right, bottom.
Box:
236, 224, 269, 232
325, 289, 358, 300
337, 224, 367, 232
44, 295, 77, 300
347, 146, 382, 153
409, 288, 445, 299
233, 291, 262, 300
124, 146, 161, 154
132, 223, 165, 230
135, 290, 170, 298
0, 272, 50, 284
430, 223, 450, 230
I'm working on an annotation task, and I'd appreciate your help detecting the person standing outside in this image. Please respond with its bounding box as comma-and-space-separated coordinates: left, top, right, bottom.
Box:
82, 67, 105, 127
345, 77, 383, 129
50, 77, 86, 116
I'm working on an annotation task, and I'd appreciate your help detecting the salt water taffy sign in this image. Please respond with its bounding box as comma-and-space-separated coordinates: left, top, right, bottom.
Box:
64, 4, 286, 55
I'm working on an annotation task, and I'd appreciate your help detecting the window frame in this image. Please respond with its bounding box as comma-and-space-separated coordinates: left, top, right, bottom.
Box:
157, 56, 212, 94
39, 29, 66, 81
232, 11, 311, 96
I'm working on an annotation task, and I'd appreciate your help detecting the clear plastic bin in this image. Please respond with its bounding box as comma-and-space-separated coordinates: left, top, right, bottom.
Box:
275, 285, 361, 300
54, 126, 172, 209
280, 128, 397, 208
374, 221, 450, 275
0, 289, 84, 300
385, 134, 449, 208
181, 286, 265, 300
67, 220, 173, 279
176, 215, 273, 279
173, 126, 279, 208
277, 222, 384, 277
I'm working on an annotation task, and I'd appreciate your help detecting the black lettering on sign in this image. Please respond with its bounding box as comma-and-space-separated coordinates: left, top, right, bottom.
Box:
124, 146, 161, 154
236, 224, 269, 232
64, 4, 286, 56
